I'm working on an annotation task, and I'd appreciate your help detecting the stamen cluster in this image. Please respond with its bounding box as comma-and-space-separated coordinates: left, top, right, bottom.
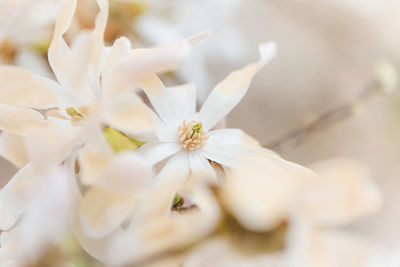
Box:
178, 120, 209, 150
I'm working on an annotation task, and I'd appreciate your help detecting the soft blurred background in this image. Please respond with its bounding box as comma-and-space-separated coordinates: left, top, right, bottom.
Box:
1, 0, 400, 251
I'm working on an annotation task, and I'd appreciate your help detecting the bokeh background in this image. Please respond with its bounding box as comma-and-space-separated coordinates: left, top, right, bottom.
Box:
1, 0, 400, 249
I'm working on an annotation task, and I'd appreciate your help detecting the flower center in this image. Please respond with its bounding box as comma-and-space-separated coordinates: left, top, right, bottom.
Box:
0, 40, 17, 63
66, 106, 89, 125
178, 120, 209, 150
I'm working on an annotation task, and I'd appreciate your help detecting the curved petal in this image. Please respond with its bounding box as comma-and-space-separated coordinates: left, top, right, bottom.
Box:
79, 139, 153, 195
49, 0, 108, 104
0, 133, 28, 168
188, 151, 217, 183
146, 83, 197, 128
201, 128, 243, 167
102, 92, 156, 142
0, 164, 37, 230
0, 66, 63, 109
109, 164, 218, 266
299, 158, 383, 226
197, 42, 276, 130
104, 30, 212, 98
24, 119, 82, 171
0, 104, 47, 135
138, 141, 182, 166
79, 187, 136, 239
220, 145, 315, 232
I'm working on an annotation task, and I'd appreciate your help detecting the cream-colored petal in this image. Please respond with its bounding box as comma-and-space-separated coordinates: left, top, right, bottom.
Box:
0, 133, 28, 168
24, 120, 82, 171
299, 158, 383, 226
220, 146, 315, 232
0, 104, 47, 135
103, 30, 212, 98
286, 217, 378, 267
0, 66, 63, 109
202, 128, 243, 167
0, 164, 37, 230
103, 91, 155, 141
79, 187, 136, 239
49, 0, 108, 104
197, 42, 276, 130
79, 138, 153, 195
108, 171, 219, 266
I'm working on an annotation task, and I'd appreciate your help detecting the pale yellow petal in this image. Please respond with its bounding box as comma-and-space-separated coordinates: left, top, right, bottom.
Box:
79, 187, 136, 238
103, 92, 155, 141
300, 158, 383, 226
0, 66, 62, 108
0, 133, 28, 168
220, 146, 315, 232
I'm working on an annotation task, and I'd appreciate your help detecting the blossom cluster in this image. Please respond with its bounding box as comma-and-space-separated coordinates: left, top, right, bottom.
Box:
0, 0, 389, 266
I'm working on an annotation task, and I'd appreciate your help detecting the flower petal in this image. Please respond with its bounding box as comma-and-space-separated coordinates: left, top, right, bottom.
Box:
0, 66, 63, 109
299, 158, 383, 226
0, 104, 47, 135
109, 164, 218, 266
146, 83, 198, 128
104, 30, 212, 97
0, 133, 28, 168
102, 92, 156, 142
138, 141, 182, 166
220, 145, 315, 232
79, 187, 136, 239
201, 128, 243, 167
0, 164, 37, 230
197, 42, 276, 130
49, 0, 108, 104
79, 139, 153, 195
188, 151, 217, 183
24, 119, 82, 171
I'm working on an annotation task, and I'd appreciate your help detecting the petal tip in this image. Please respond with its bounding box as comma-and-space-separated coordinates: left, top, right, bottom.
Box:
188, 29, 213, 46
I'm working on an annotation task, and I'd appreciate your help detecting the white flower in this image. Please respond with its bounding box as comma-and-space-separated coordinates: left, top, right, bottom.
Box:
138, 41, 317, 231
0, 0, 58, 75
0, 0, 211, 247
0, 166, 74, 266
139, 41, 276, 180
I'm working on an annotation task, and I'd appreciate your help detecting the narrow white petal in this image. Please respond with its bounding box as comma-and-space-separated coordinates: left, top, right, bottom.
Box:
143, 82, 197, 128
201, 128, 243, 167
197, 42, 276, 130
138, 141, 182, 166
188, 151, 217, 183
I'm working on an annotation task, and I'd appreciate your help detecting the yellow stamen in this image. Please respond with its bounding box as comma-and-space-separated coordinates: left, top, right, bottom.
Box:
178, 120, 209, 151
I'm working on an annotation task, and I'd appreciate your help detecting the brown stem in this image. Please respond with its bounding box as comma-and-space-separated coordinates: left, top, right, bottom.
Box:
265, 80, 381, 153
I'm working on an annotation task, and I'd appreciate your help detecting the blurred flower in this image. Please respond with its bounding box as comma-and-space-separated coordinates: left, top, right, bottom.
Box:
136, 0, 248, 101
286, 158, 383, 267
0, 0, 211, 262
0, 166, 74, 265
0, 0, 57, 75
375, 58, 398, 95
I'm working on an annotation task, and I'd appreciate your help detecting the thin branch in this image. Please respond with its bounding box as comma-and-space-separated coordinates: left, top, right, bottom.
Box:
265, 79, 381, 153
